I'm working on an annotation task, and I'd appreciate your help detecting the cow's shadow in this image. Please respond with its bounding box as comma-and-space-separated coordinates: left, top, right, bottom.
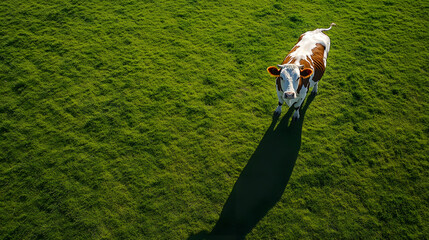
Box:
188, 94, 315, 240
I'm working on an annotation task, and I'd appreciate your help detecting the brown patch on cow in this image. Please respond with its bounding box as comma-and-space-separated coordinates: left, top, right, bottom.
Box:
282, 45, 300, 64
297, 58, 312, 92
311, 43, 326, 82
282, 34, 306, 64
299, 58, 311, 69
297, 44, 326, 92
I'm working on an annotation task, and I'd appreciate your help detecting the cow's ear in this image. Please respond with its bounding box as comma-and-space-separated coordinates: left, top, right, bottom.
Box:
267, 66, 281, 77
300, 68, 313, 78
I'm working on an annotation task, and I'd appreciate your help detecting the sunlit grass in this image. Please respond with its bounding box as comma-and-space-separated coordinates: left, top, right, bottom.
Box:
1, 0, 427, 239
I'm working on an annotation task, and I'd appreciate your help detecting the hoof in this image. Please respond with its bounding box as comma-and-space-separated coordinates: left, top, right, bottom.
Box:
292, 110, 300, 121
274, 105, 282, 117
311, 90, 318, 96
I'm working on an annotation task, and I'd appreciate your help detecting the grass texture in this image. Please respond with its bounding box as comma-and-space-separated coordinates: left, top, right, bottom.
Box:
1, 0, 428, 239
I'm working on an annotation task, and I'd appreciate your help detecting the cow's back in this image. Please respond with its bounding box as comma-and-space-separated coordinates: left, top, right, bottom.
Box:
282, 30, 330, 84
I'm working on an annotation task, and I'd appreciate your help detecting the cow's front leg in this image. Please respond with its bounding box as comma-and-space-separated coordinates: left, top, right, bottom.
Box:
274, 101, 283, 116
274, 90, 284, 116
292, 97, 305, 121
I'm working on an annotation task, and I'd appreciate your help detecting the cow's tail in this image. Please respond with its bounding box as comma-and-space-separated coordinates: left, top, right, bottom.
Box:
320, 23, 336, 32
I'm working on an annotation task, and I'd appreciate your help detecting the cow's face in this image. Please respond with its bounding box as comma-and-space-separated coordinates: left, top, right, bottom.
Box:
267, 64, 313, 99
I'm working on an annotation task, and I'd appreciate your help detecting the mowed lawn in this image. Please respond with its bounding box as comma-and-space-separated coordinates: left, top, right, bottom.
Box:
1, 0, 428, 239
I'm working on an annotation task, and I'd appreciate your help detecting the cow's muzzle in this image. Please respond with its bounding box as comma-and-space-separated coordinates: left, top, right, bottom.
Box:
284, 91, 296, 99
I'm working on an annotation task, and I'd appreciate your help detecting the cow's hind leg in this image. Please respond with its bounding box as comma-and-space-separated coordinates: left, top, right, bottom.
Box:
292, 107, 300, 121
311, 82, 318, 95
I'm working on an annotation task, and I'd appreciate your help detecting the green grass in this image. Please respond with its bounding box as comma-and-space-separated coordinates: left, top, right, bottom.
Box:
1, 0, 428, 239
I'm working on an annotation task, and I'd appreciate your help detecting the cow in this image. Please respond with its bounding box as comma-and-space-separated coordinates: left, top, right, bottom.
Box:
267, 23, 335, 120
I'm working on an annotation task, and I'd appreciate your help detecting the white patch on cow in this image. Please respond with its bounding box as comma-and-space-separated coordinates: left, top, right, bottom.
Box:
280, 83, 306, 109
278, 64, 300, 95
284, 98, 295, 108
277, 89, 285, 103
287, 29, 331, 67
276, 64, 301, 108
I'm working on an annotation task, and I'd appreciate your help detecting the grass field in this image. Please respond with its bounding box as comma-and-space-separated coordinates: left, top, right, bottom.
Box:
1, 0, 428, 239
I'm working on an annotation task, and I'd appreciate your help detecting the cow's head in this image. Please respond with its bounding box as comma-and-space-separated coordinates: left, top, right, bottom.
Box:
267, 64, 313, 99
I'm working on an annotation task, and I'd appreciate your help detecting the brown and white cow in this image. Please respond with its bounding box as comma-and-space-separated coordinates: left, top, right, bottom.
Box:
267, 23, 335, 120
